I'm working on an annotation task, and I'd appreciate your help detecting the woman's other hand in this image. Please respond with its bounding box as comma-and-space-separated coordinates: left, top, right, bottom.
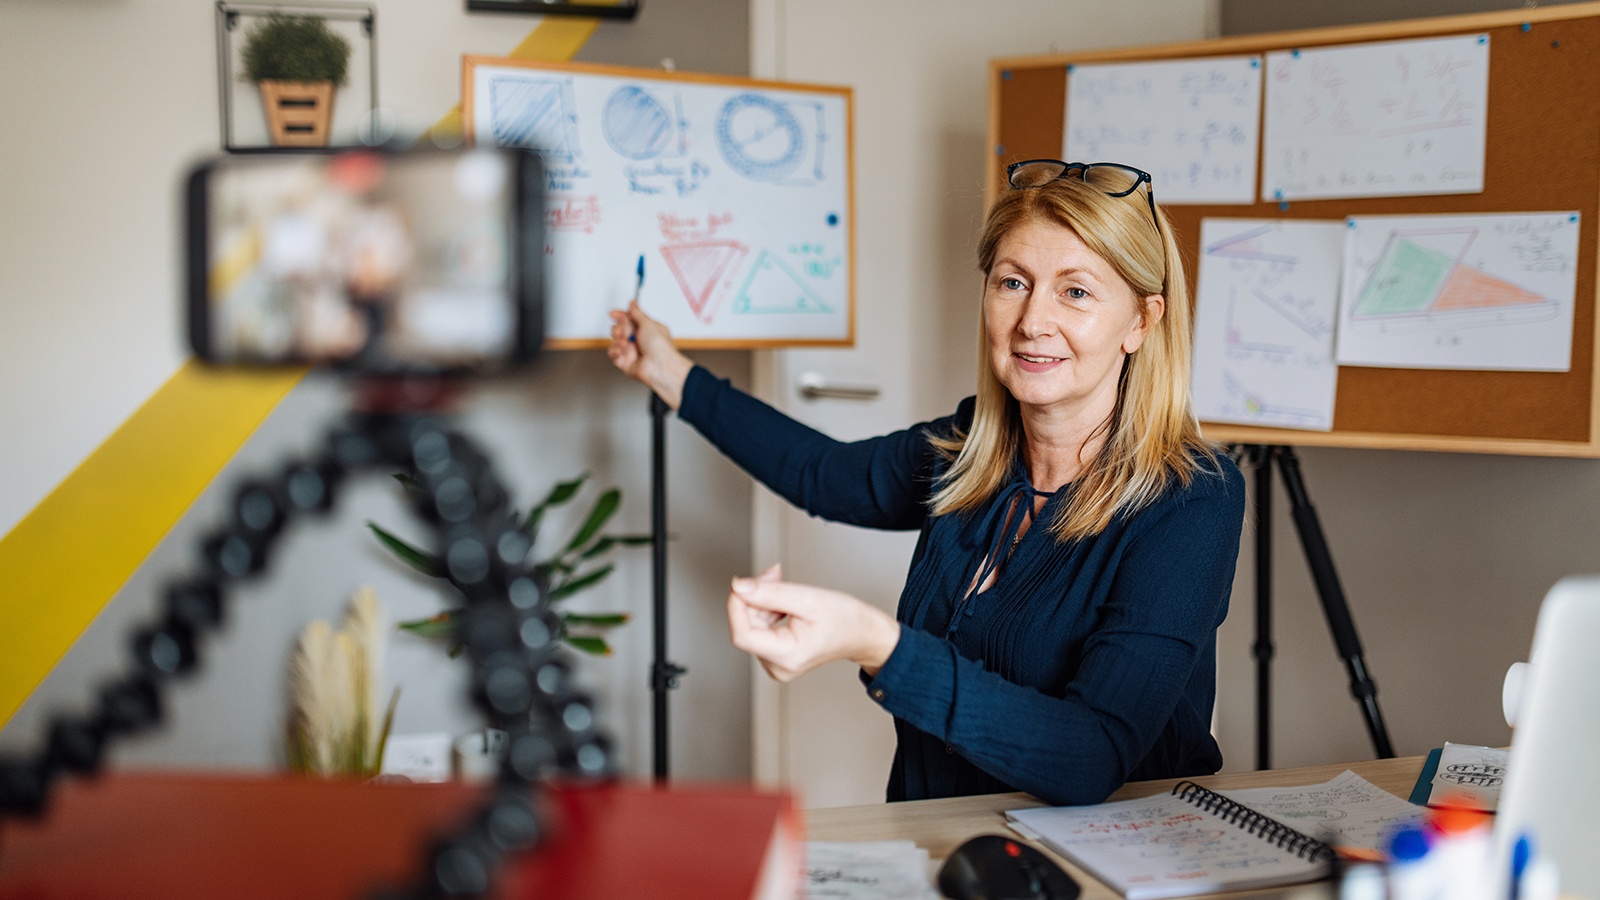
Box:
606, 300, 694, 410
727, 564, 902, 681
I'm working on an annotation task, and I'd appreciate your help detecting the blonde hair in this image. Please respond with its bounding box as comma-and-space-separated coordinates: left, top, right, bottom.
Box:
928, 175, 1216, 542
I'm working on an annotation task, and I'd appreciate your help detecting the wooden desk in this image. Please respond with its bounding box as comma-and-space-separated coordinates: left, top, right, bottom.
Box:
806, 755, 1428, 900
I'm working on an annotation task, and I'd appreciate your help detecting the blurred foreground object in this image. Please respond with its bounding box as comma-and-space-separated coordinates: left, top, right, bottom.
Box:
285, 585, 398, 778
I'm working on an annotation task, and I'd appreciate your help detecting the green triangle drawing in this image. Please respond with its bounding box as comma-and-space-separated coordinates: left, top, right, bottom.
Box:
733, 250, 831, 314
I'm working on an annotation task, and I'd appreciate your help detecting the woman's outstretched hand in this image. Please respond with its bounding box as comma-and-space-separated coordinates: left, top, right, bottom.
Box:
727, 564, 902, 682
606, 300, 694, 410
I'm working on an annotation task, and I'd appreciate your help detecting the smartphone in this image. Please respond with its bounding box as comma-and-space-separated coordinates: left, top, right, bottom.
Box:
185, 146, 544, 373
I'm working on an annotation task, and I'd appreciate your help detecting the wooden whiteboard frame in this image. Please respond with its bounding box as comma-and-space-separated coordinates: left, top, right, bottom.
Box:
988, 3, 1600, 457
463, 56, 856, 351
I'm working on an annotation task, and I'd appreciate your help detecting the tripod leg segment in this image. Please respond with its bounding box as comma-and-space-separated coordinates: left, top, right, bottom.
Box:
1246, 446, 1275, 771
1272, 447, 1396, 759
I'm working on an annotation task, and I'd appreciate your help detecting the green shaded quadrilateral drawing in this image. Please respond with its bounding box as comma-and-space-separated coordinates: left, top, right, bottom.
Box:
1354, 233, 1549, 319
733, 249, 831, 314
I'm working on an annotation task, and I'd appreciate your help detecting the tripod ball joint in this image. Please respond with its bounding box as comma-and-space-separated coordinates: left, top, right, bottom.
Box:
164, 580, 225, 633
477, 657, 536, 717
96, 674, 163, 735
280, 457, 340, 514
0, 756, 51, 817
505, 731, 558, 782
131, 618, 199, 680
231, 480, 286, 540
566, 733, 613, 778
44, 715, 106, 776
201, 528, 271, 581
429, 833, 497, 897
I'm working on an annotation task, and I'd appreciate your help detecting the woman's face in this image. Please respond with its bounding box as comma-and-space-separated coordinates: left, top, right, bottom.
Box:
984, 217, 1162, 422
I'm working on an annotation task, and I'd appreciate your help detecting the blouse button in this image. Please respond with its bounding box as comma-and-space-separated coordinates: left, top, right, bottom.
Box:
870, 688, 885, 701
945, 745, 956, 754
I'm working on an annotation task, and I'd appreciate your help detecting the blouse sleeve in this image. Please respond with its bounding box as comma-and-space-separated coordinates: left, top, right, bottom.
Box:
862, 462, 1246, 806
677, 365, 960, 531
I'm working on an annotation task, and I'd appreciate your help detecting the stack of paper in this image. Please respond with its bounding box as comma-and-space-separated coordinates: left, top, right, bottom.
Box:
804, 840, 937, 900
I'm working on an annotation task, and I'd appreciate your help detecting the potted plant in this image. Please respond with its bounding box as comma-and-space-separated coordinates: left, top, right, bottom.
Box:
240, 12, 351, 147
370, 473, 650, 656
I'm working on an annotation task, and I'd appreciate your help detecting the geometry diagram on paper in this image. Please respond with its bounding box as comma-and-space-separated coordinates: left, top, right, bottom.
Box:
1192, 219, 1345, 431
1337, 212, 1580, 372
660, 240, 749, 324
715, 94, 829, 185
733, 250, 832, 314
489, 75, 582, 162
1350, 230, 1555, 324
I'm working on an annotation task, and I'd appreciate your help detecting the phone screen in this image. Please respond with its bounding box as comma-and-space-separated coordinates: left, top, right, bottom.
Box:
188, 147, 542, 372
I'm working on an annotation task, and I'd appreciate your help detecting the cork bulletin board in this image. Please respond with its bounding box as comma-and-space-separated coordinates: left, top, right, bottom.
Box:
988, 3, 1600, 456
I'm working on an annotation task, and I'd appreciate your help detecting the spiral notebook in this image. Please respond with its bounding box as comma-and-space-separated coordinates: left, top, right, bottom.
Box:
1005, 771, 1422, 900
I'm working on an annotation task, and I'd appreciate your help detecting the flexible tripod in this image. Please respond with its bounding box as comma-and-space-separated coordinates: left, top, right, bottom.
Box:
1243, 445, 1395, 770
0, 407, 613, 899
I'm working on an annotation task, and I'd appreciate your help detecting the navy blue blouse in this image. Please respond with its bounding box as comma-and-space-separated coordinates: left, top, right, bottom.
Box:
678, 366, 1245, 806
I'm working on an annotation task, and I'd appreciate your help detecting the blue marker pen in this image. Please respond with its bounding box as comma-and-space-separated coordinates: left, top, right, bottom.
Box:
1510, 834, 1533, 900
629, 254, 645, 342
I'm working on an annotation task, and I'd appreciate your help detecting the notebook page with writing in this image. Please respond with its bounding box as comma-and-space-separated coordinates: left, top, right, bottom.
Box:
1006, 791, 1327, 900
1218, 770, 1424, 851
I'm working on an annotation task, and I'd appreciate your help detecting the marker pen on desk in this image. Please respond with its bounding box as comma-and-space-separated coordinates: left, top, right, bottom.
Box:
1511, 833, 1560, 900
1384, 823, 1436, 900
1510, 834, 1532, 900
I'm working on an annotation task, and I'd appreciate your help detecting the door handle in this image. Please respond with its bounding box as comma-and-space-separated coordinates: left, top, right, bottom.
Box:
797, 370, 880, 401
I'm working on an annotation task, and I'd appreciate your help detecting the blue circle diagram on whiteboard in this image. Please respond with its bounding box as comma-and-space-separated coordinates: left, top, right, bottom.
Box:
715, 93, 805, 181
602, 85, 673, 160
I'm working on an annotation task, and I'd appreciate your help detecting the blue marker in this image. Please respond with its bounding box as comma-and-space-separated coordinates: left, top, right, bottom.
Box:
629, 254, 645, 342
1510, 834, 1533, 900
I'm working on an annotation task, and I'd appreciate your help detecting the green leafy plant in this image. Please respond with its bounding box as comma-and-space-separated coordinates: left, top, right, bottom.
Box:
241, 13, 352, 85
370, 473, 650, 656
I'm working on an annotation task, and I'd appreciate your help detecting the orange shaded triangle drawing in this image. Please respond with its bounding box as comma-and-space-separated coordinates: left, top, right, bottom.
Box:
1432, 264, 1547, 312
661, 240, 750, 323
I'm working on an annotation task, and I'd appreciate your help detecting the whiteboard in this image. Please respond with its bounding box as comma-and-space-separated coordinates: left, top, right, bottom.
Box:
1062, 55, 1262, 205
463, 57, 854, 347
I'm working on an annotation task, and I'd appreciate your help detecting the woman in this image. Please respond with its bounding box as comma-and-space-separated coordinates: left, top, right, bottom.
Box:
606, 160, 1244, 806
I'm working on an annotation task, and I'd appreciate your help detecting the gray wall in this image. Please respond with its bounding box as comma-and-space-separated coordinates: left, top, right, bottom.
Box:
1210, 0, 1593, 770
1219, 0, 1588, 35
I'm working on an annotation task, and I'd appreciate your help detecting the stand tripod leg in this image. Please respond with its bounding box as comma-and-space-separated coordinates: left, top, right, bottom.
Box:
1272, 447, 1396, 759
648, 393, 681, 781
1250, 447, 1274, 771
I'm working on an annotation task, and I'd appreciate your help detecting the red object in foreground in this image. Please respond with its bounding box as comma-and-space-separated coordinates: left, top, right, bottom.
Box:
0, 773, 801, 900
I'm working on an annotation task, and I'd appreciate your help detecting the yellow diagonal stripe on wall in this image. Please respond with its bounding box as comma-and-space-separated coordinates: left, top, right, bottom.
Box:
0, 364, 303, 727
0, 15, 600, 730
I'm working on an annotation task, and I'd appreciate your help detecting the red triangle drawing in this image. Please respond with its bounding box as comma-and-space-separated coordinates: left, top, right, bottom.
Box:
661, 240, 749, 324
1432, 264, 1547, 312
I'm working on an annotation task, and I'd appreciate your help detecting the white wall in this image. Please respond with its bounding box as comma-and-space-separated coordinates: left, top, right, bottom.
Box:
0, 0, 757, 783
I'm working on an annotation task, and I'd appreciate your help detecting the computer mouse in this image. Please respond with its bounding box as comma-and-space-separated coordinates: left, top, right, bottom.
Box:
936, 833, 1081, 900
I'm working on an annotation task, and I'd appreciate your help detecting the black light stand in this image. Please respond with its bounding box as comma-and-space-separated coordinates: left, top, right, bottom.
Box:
1244, 445, 1396, 770
647, 393, 687, 781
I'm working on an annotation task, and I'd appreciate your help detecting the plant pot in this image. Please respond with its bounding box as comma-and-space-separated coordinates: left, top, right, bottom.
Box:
258, 79, 336, 147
